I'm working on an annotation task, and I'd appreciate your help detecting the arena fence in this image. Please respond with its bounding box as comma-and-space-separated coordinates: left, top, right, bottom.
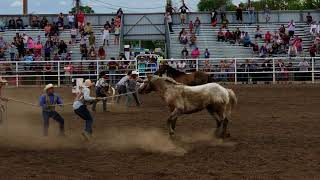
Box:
0, 57, 320, 86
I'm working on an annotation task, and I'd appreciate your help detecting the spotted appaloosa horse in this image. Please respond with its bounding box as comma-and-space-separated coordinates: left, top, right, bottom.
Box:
139, 76, 237, 139
155, 64, 213, 86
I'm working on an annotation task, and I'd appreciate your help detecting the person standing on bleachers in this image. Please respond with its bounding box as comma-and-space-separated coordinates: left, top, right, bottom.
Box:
67, 12, 75, 28
247, 3, 255, 25
77, 10, 85, 29
8, 17, 16, 29
194, 17, 201, 36
179, 3, 189, 25
236, 4, 243, 24
288, 20, 296, 38
264, 5, 271, 23
16, 17, 24, 29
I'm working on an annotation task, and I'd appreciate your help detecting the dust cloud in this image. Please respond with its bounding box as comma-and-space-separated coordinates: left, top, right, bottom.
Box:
0, 121, 234, 155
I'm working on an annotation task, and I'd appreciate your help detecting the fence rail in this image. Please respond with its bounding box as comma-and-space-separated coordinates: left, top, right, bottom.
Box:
0, 57, 320, 87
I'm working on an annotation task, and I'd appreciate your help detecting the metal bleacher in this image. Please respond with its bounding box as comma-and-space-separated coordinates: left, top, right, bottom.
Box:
1, 25, 120, 60
169, 22, 315, 59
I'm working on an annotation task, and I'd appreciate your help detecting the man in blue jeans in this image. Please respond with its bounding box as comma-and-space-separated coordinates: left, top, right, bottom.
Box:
39, 84, 65, 136
73, 79, 100, 140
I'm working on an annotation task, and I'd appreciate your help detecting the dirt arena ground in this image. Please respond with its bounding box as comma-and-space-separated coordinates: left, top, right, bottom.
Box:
0, 85, 320, 180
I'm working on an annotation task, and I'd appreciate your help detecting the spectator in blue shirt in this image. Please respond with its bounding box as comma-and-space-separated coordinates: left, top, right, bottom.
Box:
39, 84, 65, 136
243, 32, 254, 47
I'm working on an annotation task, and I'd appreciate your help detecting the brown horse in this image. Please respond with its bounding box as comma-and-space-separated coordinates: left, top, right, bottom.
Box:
155, 64, 213, 86
139, 76, 237, 139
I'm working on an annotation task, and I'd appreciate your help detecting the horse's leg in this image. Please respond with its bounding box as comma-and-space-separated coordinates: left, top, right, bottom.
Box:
167, 108, 180, 136
207, 106, 223, 138
221, 117, 230, 139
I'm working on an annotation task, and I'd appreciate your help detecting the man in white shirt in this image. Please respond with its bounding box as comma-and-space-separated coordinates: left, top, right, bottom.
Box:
73, 79, 100, 140
168, 60, 177, 69
67, 12, 75, 28
177, 60, 187, 72
310, 22, 318, 36
288, 20, 296, 38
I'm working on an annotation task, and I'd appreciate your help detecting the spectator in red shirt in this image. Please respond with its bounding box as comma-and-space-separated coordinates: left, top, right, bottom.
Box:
98, 46, 106, 60
264, 31, 272, 43
309, 44, 317, 57
77, 11, 85, 29
217, 28, 225, 42
225, 30, 232, 42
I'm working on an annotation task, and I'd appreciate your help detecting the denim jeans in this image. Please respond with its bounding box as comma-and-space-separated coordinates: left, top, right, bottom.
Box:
126, 91, 141, 108
92, 88, 107, 112
109, 69, 116, 85
116, 85, 126, 104
74, 105, 94, 134
195, 26, 200, 36
249, 13, 255, 24
42, 110, 65, 136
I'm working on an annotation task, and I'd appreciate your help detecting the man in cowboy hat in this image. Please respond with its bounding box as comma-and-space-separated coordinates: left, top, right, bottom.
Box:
116, 70, 142, 108
0, 77, 8, 124
92, 71, 108, 112
39, 84, 65, 136
73, 79, 101, 140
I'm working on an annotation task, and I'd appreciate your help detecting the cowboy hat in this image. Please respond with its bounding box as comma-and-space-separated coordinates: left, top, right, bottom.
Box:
44, 84, 55, 91
83, 79, 94, 87
131, 71, 139, 75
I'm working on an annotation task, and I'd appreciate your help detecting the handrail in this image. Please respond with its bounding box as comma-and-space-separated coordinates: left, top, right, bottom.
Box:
164, 16, 171, 59
119, 14, 125, 54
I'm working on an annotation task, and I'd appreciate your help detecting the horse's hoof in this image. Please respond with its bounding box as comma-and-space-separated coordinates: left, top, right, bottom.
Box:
225, 133, 231, 138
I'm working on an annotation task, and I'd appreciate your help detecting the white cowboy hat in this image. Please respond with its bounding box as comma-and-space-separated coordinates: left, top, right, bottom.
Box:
131, 71, 139, 75
83, 79, 94, 87
44, 84, 55, 91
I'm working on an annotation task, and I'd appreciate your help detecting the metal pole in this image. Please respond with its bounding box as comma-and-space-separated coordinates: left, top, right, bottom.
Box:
96, 60, 100, 81
234, 59, 237, 84
15, 62, 19, 87
57, 62, 61, 87
76, 0, 81, 13
272, 58, 276, 84
196, 59, 199, 71
312, 57, 315, 83
23, 0, 28, 15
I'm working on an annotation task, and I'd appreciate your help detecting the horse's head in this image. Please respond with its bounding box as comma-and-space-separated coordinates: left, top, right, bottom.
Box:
154, 64, 169, 76
138, 75, 155, 94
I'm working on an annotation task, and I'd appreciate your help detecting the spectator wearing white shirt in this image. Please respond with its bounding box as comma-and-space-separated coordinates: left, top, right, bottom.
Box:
165, 12, 173, 33
67, 12, 75, 28
288, 20, 296, 38
310, 22, 318, 36
168, 60, 177, 69
177, 60, 187, 72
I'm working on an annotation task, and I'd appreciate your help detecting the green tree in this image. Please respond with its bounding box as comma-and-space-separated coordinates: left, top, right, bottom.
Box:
197, 0, 235, 11
71, 6, 95, 14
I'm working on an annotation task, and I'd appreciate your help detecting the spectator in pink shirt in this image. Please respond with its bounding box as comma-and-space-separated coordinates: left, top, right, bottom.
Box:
27, 37, 35, 53
34, 41, 43, 58
191, 47, 200, 58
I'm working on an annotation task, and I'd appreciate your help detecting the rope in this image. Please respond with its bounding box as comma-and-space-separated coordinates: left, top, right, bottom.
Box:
2, 91, 137, 108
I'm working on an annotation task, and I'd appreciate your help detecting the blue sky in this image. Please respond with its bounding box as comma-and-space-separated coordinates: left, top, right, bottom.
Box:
1, 0, 243, 14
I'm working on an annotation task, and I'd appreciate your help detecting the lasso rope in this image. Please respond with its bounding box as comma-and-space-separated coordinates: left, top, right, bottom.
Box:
2, 91, 137, 108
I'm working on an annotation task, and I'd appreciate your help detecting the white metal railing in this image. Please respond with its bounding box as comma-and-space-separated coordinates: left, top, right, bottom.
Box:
0, 57, 320, 86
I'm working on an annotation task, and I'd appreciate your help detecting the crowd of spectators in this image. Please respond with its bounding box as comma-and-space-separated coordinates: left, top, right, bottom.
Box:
0, 9, 123, 65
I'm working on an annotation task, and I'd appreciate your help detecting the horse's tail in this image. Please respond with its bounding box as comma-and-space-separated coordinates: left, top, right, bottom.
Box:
227, 89, 237, 110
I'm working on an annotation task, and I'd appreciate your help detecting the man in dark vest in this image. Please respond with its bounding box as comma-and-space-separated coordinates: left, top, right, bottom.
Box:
39, 84, 65, 136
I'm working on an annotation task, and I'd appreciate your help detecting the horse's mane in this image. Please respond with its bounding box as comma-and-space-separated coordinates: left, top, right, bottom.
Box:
160, 77, 183, 85
166, 65, 186, 76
